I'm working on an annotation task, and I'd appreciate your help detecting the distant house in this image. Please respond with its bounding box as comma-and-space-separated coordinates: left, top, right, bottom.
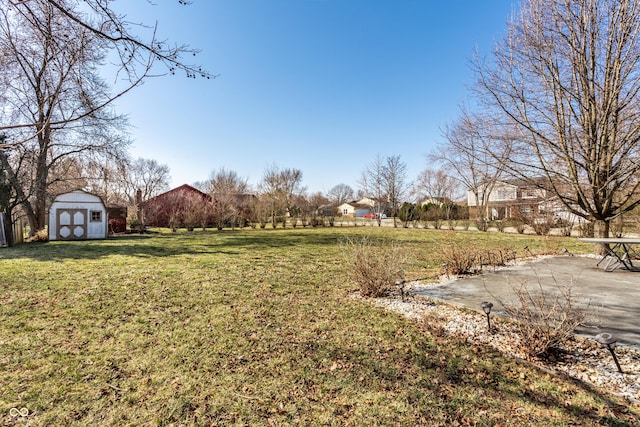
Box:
337, 200, 374, 217
48, 190, 108, 240
338, 197, 390, 217
418, 197, 453, 207
467, 179, 568, 221
356, 197, 377, 208
141, 184, 210, 228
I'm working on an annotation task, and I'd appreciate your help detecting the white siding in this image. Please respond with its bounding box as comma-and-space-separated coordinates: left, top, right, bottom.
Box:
467, 182, 517, 206
48, 190, 108, 240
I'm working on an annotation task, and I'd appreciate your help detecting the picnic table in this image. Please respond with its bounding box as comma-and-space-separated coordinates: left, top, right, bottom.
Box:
578, 237, 640, 272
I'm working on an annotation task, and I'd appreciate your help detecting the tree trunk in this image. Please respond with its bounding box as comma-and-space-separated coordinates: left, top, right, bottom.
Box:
1, 208, 14, 247
593, 219, 610, 256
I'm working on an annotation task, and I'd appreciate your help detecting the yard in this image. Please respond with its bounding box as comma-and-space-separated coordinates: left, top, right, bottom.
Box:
1, 227, 638, 426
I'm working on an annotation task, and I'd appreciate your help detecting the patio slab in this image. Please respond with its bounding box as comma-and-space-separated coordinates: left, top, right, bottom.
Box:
412, 255, 640, 348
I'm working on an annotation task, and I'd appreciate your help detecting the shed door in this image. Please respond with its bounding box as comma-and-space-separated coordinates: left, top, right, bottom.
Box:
57, 209, 87, 240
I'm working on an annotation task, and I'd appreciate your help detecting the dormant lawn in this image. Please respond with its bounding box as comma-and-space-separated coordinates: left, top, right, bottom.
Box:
1, 227, 638, 426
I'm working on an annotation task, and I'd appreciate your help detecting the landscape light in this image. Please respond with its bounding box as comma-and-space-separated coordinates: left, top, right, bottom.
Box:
595, 332, 623, 374
480, 301, 493, 332
396, 279, 406, 302
394, 269, 406, 301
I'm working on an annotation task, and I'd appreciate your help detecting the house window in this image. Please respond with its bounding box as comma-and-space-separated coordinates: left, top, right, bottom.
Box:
496, 190, 509, 200
343, 209, 349, 215
90, 210, 102, 222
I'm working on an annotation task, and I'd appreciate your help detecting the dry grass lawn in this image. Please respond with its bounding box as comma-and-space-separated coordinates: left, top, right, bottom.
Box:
0, 227, 638, 426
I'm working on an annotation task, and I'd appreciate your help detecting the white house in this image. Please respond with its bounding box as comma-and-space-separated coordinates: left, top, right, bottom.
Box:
48, 190, 108, 241
337, 198, 377, 217
467, 179, 551, 220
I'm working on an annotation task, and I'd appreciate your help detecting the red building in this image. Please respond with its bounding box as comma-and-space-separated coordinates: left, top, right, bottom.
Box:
141, 184, 211, 229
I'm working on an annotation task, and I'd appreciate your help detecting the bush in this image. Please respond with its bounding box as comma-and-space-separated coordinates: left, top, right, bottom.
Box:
475, 220, 489, 232
479, 249, 517, 270
500, 281, 589, 359
440, 241, 480, 275
531, 220, 552, 236
25, 228, 48, 242
341, 236, 406, 298
576, 220, 594, 237
441, 242, 517, 275
555, 218, 573, 237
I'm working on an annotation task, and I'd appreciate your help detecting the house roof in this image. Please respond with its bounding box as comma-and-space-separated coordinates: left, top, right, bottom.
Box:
50, 189, 107, 208
499, 177, 550, 188
339, 201, 374, 209
144, 184, 211, 203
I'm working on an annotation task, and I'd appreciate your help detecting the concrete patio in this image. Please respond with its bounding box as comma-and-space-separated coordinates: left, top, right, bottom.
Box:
413, 255, 640, 348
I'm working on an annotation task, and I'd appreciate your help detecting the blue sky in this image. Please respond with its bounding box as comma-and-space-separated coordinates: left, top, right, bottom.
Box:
114, 1, 516, 194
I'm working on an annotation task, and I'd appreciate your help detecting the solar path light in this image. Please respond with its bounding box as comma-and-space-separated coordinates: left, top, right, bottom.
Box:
395, 270, 406, 302
595, 332, 623, 374
396, 279, 406, 302
480, 301, 493, 332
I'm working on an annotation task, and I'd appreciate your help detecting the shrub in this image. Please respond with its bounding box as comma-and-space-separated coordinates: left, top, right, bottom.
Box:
500, 280, 589, 359
555, 218, 573, 237
441, 243, 517, 275
475, 220, 489, 232
610, 218, 624, 238
440, 241, 480, 275
576, 220, 594, 237
531, 220, 552, 236
479, 249, 517, 270
25, 228, 48, 243
341, 236, 406, 298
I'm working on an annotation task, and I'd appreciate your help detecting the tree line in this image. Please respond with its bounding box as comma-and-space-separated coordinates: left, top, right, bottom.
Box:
135, 161, 467, 232
4, 0, 640, 252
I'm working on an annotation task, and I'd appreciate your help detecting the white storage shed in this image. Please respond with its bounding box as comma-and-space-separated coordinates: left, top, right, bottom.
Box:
48, 190, 108, 241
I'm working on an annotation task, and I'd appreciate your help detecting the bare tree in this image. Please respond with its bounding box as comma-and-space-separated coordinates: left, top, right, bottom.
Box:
327, 183, 355, 206
0, 0, 212, 146
199, 168, 249, 195
414, 168, 463, 222
308, 191, 331, 226
474, 0, 640, 245
198, 168, 250, 230
0, 1, 132, 233
0, 135, 17, 246
83, 157, 130, 206
414, 169, 462, 203
122, 158, 171, 204
358, 155, 386, 226
434, 112, 507, 230
258, 165, 305, 228
382, 155, 409, 228
182, 192, 203, 231
359, 155, 409, 227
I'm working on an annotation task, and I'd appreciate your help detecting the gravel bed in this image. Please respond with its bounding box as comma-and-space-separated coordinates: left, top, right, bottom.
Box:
360, 284, 640, 404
